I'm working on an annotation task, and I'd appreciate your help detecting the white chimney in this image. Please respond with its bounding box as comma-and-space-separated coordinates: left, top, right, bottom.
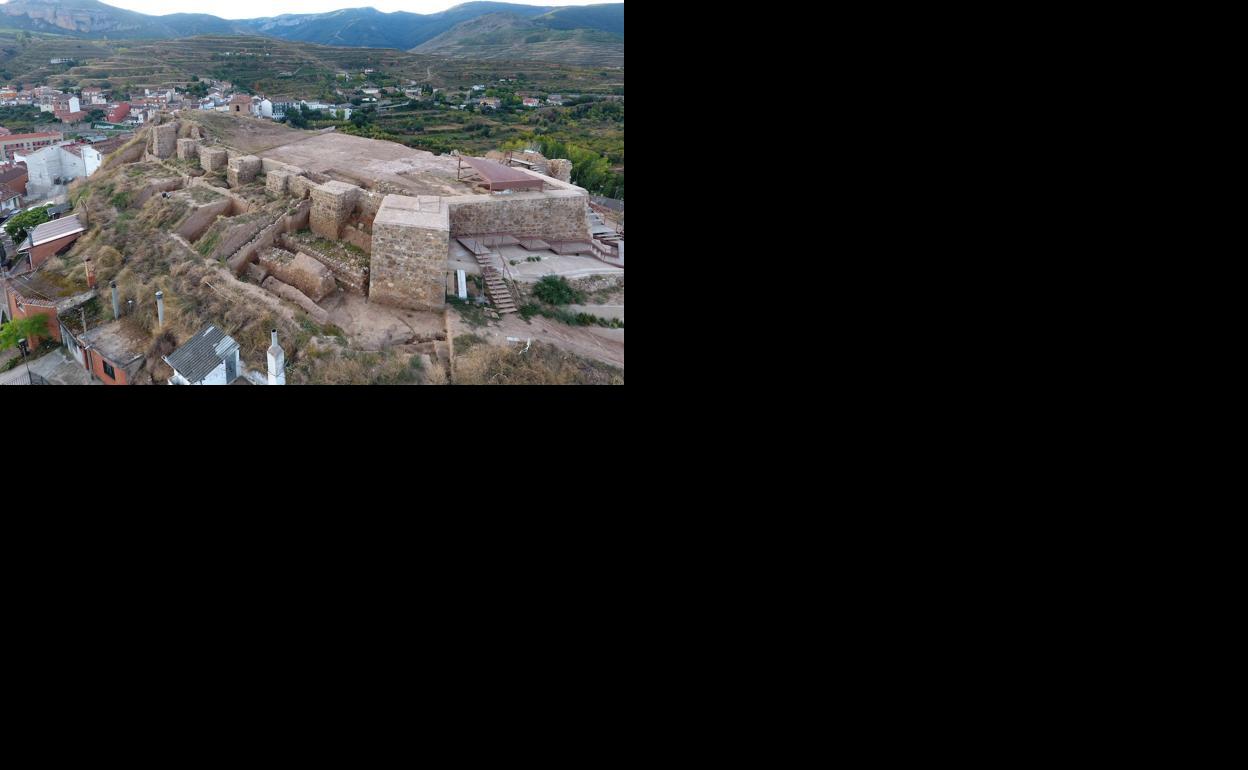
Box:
155, 291, 164, 327
267, 329, 285, 385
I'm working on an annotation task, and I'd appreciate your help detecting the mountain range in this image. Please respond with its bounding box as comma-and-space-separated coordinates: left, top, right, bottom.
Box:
0, 0, 624, 64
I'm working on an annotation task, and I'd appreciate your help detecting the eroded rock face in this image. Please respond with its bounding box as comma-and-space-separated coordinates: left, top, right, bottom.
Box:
0, 2, 146, 35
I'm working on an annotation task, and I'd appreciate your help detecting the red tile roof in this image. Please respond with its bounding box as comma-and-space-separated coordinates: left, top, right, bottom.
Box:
0, 132, 63, 141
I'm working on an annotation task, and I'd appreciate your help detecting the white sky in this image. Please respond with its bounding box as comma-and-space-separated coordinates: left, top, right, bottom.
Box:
85, 1, 614, 21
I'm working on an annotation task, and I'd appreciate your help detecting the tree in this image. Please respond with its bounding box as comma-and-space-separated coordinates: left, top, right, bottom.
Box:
0, 314, 51, 352
4, 206, 51, 245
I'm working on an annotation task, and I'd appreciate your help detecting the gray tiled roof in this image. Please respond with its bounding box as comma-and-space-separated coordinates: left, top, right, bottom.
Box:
163, 324, 239, 383
29, 215, 84, 246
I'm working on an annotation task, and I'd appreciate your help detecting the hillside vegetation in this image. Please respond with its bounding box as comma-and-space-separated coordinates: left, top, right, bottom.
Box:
1, 31, 622, 99
413, 12, 623, 68
0, 1, 624, 66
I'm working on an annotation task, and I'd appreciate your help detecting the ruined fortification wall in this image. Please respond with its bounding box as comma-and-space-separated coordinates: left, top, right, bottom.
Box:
227, 155, 263, 188
446, 189, 588, 242
547, 159, 573, 183
262, 276, 329, 324
177, 138, 199, 161
354, 189, 384, 229
175, 197, 233, 241
369, 195, 448, 312
342, 225, 371, 254
278, 233, 369, 296
224, 200, 312, 275
310, 181, 360, 240
258, 250, 336, 301
288, 175, 315, 200
132, 177, 185, 209
148, 122, 179, 159
199, 146, 228, 173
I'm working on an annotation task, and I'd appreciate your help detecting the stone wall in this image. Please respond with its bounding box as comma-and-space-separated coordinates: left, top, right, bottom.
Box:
176, 138, 199, 161
149, 122, 179, 159
310, 181, 360, 240
369, 194, 449, 311
266, 169, 291, 195
288, 174, 315, 200
278, 233, 369, 296
223, 199, 312, 275
446, 189, 588, 242
132, 177, 185, 209
258, 249, 336, 302
262, 276, 329, 324
354, 189, 384, 229
175, 197, 233, 242
227, 155, 263, 188
342, 224, 371, 254
199, 146, 228, 173
547, 159, 573, 183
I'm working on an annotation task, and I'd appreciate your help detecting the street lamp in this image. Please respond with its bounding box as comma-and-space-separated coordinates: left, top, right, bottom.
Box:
17, 337, 30, 385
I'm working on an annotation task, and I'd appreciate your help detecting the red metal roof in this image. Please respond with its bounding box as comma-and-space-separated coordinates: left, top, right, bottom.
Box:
460, 156, 545, 192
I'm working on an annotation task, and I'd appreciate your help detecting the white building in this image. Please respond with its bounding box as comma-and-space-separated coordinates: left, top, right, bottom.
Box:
164, 325, 242, 385
17, 143, 98, 199
258, 98, 274, 118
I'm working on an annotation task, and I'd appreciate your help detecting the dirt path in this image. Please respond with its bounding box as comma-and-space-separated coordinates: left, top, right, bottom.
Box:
448, 308, 624, 370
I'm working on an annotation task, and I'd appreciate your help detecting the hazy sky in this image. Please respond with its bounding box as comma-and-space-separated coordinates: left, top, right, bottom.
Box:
87, 1, 616, 20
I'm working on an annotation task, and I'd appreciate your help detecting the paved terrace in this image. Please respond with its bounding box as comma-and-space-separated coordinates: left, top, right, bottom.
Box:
258, 132, 479, 196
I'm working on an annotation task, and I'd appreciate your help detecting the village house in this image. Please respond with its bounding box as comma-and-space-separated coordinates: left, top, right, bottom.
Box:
1, 188, 23, 215
0, 132, 64, 162
22, 215, 85, 271
479, 98, 501, 110
164, 324, 243, 385
69, 319, 146, 385
107, 102, 130, 123
547, 94, 565, 106
0, 162, 28, 198
228, 94, 254, 115
19, 143, 100, 199
522, 97, 542, 108
0, 271, 92, 349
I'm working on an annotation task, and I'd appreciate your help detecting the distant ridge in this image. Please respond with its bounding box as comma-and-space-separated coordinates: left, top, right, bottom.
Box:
0, 1, 624, 64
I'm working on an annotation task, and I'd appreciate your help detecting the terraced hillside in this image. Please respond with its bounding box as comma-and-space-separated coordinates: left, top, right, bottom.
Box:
413, 12, 624, 68
0, 29, 113, 85
3, 32, 623, 99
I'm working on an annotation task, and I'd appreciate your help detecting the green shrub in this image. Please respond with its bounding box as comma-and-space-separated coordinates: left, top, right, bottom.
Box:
532, 275, 585, 305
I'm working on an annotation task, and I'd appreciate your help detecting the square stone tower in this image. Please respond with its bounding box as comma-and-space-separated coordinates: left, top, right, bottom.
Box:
369, 195, 449, 312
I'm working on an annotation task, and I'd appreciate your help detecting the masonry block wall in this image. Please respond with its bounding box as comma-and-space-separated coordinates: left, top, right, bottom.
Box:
149, 122, 179, 159
288, 174, 315, 200
227, 155, 263, 188
547, 159, 573, 183
266, 169, 290, 195
446, 189, 588, 242
199, 146, 228, 173
310, 181, 360, 240
177, 138, 199, 161
369, 195, 449, 311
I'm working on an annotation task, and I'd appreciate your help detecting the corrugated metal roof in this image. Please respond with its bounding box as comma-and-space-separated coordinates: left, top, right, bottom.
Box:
461, 157, 545, 192
29, 215, 84, 247
163, 324, 240, 383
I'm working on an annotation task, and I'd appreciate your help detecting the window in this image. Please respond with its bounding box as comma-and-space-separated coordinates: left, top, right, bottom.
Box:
101, 360, 115, 380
